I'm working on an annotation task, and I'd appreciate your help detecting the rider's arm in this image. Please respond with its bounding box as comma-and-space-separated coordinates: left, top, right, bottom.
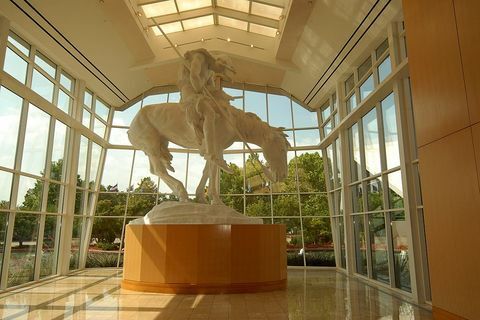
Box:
190, 53, 207, 93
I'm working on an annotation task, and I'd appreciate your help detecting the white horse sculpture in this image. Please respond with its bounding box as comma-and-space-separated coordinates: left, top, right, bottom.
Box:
128, 102, 290, 205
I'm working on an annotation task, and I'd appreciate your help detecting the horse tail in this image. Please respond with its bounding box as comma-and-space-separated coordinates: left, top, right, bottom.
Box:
128, 106, 174, 172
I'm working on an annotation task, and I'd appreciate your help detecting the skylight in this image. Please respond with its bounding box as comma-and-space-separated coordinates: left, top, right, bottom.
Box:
249, 23, 277, 37
216, 0, 250, 13
152, 21, 183, 35
176, 0, 212, 12
143, 0, 282, 38
251, 2, 283, 20
218, 16, 248, 31
141, 1, 177, 18
182, 15, 214, 30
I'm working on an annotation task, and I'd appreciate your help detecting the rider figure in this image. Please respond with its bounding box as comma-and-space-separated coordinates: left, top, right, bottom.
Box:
178, 49, 235, 173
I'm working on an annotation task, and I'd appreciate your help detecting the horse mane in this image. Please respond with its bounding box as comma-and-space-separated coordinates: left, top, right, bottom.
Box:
228, 107, 271, 140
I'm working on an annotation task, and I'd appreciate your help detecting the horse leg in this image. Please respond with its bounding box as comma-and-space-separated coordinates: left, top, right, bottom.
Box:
195, 162, 210, 203
208, 161, 223, 205
155, 165, 189, 202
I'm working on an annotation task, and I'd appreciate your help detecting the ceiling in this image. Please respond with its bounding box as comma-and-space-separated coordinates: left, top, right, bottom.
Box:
0, 0, 403, 109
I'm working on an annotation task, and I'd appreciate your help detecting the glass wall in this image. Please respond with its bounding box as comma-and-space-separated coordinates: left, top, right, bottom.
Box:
0, 37, 73, 286
321, 24, 428, 299
0, 31, 109, 288
101, 86, 333, 267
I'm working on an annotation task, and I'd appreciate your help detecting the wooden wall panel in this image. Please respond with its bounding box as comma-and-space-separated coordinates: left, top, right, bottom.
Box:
403, 0, 469, 147
418, 128, 480, 320
196, 225, 231, 284
453, 0, 480, 125
138, 225, 167, 283
472, 123, 480, 191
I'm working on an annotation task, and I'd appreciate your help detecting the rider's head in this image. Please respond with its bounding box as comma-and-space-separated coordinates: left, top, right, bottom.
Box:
213, 54, 235, 81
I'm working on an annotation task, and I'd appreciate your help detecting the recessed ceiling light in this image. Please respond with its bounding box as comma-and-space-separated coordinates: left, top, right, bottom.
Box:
174, 44, 178, 47
201, 38, 205, 42
276, 30, 280, 35
250, 44, 254, 48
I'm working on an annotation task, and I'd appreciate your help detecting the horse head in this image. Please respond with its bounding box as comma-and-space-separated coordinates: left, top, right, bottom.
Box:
261, 127, 291, 182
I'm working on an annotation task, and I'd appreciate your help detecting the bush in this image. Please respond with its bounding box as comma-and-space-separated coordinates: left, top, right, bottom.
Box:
287, 250, 336, 267
96, 242, 119, 250
86, 251, 120, 268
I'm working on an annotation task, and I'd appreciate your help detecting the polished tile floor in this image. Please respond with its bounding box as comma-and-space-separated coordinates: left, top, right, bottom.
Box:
0, 268, 432, 319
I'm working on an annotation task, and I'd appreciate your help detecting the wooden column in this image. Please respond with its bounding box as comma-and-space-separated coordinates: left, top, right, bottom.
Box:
403, 1, 480, 319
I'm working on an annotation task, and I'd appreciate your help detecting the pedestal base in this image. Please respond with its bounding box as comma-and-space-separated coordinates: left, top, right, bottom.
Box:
121, 224, 287, 294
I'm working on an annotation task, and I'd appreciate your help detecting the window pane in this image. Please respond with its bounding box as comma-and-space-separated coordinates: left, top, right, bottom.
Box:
127, 194, 156, 216
388, 171, 404, 209
75, 190, 85, 215
221, 195, 244, 213
0, 171, 13, 209
101, 149, 134, 192
295, 151, 325, 192
274, 218, 303, 266
267, 94, 292, 128
303, 217, 334, 266
96, 193, 127, 217
57, 90, 71, 114
186, 153, 205, 194
382, 93, 400, 169
294, 129, 320, 147
113, 102, 141, 126
60, 72, 74, 92
46, 182, 61, 213
34, 52, 56, 78
0, 213, 8, 279
366, 178, 383, 211
31, 69, 54, 103
77, 136, 88, 187
325, 145, 334, 189
362, 108, 381, 176
8, 33, 30, 56
245, 195, 271, 217
40, 215, 60, 278
359, 74, 374, 101
391, 211, 411, 292
376, 39, 389, 59
4, 48, 28, 84
353, 215, 367, 276
300, 194, 329, 216
93, 118, 106, 138
110, 127, 131, 145
168, 92, 180, 103
334, 139, 342, 187
346, 93, 357, 113
369, 213, 389, 283
95, 99, 110, 121
292, 101, 317, 128
322, 120, 332, 137
22, 104, 50, 176
338, 216, 346, 268
0, 87, 23, 168
130, 151, 158, 193
88, 218, 122, 267
143, 94, 168, 106
358, 57, 372, 80
51, 121, 67, 181
168, 152, 187, 193
82, 108, 91, 128
220, 153, 244, 194
8, 213, 39, 287
245, 91, 267, 122
17, 176, 43, 211
89, 143, 102, 189
344, 74, 354, 94
348, 124, 361, 182
223, 87, 243, 110
70, 216, 83, 270
351, 184, 363, 213
378, 56, 392, 83
320, 101, 331, 123
273, 194, 299, 216
84, 90, 93, 108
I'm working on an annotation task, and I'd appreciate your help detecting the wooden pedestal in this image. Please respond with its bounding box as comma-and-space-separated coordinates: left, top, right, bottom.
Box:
121, 224, 287, 294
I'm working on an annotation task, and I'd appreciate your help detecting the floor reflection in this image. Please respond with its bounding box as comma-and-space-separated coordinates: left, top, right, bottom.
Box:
0, 268, 432, 319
